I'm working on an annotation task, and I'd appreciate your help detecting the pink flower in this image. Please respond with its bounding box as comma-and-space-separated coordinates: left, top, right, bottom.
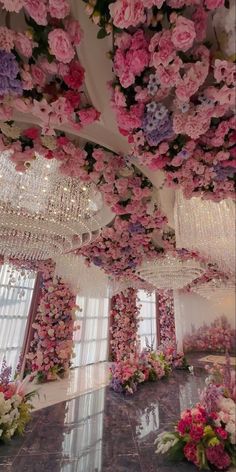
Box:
32, 98, 51, 123
48, 0, 70, 19
171, 16, 196, 52
204, 0, 224, 10
14, 32, 34, 58
48, 29, 75, 64
24, 0, 48, 26
192, 6, 208, 42
184, 442, 199, 466
143, 0, 164, 6
38, 58, 58, 75
0, 0, 23, 12
190, 424, 204, 441
109, 1, 146, 29
64, 18, 83, 45
31, 65, 47, 86
23, 127, 39, 140
0, 26, 15, 52
77, 107, 100, 126
63, 61, 85, 89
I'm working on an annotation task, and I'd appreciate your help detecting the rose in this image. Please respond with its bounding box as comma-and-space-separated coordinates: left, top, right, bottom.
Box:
63, 61, 84, 89
0, 0, 24, 12
109, 0, 146, 29
31, 65, 46, 86
14, 33, 33, 58
204, 0, 224, 10
48, 29, 75, 64
23, 127, 39, 140
171, 16, 196, 52
64, 18, 83, 45
24, 0, 48, 26
48, 0, 70, 19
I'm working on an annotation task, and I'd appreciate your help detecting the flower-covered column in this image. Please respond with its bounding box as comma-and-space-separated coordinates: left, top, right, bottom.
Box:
26, 267, 77, 382
110, 288, 140, 361
157, 290, 176, 346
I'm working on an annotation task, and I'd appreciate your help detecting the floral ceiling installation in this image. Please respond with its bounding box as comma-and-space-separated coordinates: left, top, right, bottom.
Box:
84, 0, 236, 201
0, 0, 100, 135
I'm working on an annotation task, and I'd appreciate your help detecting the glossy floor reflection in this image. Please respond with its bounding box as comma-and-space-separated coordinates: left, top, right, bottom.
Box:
0, 369, 207, 472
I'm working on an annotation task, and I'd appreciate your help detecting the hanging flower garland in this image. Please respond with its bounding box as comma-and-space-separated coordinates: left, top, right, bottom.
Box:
0, 1, 100, 134
84, 0, 236, 202
110, 288, 141, 361
6, 258, 78, 382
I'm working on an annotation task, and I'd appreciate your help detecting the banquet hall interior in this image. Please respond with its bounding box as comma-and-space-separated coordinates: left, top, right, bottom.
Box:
0, 1, 235, 471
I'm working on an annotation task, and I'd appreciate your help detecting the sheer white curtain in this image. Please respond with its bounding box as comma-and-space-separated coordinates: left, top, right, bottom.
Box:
73, 296, 109, 367
138, 290, 157, 350
0, 264, 36, 374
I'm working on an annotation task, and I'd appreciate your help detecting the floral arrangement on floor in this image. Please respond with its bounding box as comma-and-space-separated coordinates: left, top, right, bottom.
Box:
24, 262, 78, 383
84, 0, 236, 202
0, 0, 100, 135
110, 288, 141, 361
160, 340, 189, 370
183, 316, 236, 354
157, 289, 176, 344
0, 360, 35, 442
155, 355, 236, 470
110, 349, 170, 395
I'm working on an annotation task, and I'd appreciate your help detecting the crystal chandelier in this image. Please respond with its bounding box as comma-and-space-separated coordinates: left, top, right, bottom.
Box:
192, 278, 235, 302
0, 151, 104, 260
174, 191, 235, 274
136, 254, 205, 290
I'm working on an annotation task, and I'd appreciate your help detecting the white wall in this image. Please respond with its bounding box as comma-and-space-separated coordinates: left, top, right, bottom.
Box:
173, 291, 235, 351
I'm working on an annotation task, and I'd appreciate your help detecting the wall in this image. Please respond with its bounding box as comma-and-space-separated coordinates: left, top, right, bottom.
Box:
173, 291, 236, 351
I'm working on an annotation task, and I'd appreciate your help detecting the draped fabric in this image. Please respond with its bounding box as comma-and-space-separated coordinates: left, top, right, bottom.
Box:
138, 290, 157, 350
0, 264, 36, 374
72, 296, 109, 367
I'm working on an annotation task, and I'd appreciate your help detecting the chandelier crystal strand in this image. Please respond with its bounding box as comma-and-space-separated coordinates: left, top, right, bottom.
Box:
0, 152, 104, 260
136, 254, 205, 290
174, 191, 235, 274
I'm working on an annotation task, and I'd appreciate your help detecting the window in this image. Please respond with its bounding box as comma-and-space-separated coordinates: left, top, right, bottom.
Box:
73, 296, 109, 367
0, 264, 36, 374
138, 290, 157, 350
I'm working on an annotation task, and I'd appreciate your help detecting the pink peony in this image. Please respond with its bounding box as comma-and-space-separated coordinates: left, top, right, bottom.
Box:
24, 0, 48, 26
109, 0, 146, 29
171, 16, 196, 52
77, 107, 100, 126
0, 26, 15, 52
0, 0, 23, 12
192, 6, 208, 42
48, 29, 75, 64
48, 0, 70, 19
31, 65, 47, 86
204, 0, 224, 10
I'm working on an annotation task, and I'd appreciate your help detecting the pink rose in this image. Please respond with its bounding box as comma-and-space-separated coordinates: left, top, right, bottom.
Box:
38, 58, 58, 75
77, 107, 100, 126
48, 0, 70, 19
24, 0, 48, 26
171, 16, 196, 52
64, 18, 83, 45
14, 32, 34, 58
204, 0, 224, 10
31, 65, 46, 86
48, 29, 75, 64
23, 127, 39, 140
109, 0, 146, 29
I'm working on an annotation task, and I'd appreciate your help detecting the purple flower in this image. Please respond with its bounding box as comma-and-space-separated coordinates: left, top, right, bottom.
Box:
214, 165, 235, 181
142, 107, 173, 147
128, 222, 145, 234
0, 50, 22, 95
110, 378, 123, 393
93, 257, 103, 267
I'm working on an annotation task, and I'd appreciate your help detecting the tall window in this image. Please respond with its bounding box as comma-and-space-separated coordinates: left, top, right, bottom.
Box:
138, 290, 157, 350
0, 264, 36, 374
73, 296, 109, 367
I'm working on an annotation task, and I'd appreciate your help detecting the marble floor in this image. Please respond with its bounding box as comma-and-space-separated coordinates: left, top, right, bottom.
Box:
0, 368, 209, 472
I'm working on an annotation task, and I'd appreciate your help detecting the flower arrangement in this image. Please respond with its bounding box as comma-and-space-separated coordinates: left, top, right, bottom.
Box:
160, 340, 189, 370
25, 263, 78, 382
84, 0, 236, 202
0, 1, 100, 135
110, 288, 141, 361
155, 356, 236, 470
0, 360, 35, 442
110, 349, 170, 395
183, 316, 236, 354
